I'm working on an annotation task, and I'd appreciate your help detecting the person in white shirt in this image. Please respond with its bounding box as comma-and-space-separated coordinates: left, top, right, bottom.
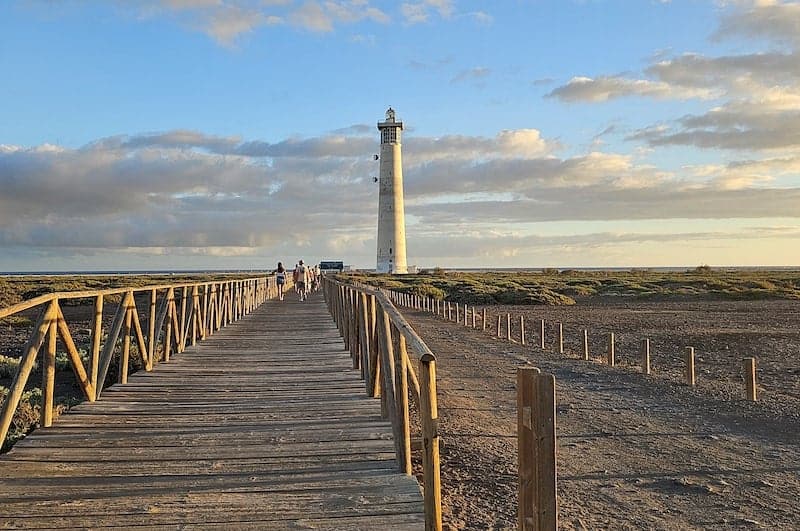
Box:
296, 260, 309, 301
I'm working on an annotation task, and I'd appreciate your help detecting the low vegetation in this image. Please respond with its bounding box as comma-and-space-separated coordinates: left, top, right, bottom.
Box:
342, 267, 800, 305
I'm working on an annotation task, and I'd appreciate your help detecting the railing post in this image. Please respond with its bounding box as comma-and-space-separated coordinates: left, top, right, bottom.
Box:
195, 285, 203, 343
165, 288, 175, 362
41, 304, 58, 428
642, 339, 651, 374
148, 288, 157, 369
179, 286, 188, 352
119, 293, 133, 384
394, 329, 412, 474
0, 302, 56, 444
420, 354, 443, 531
90, 294, 103, 394
368, 294, 380, 398
359, 292, 369, 380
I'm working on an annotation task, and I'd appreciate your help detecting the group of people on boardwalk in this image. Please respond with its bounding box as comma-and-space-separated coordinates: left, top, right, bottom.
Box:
274, 260, 321, 301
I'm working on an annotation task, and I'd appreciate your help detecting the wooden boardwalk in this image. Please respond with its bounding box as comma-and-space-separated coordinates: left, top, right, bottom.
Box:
0, 291, 424, 530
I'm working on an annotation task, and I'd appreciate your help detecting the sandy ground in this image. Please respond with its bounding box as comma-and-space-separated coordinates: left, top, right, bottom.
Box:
403, 299, 800, 530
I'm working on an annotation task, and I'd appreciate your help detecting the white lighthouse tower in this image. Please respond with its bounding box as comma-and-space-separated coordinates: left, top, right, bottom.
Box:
376, 107, 408, 274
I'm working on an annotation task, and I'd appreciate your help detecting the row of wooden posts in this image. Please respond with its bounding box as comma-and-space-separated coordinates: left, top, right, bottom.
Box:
376, 287, 558, 531
322, 278, 443, 531
393, 293, 759, 402
0, 276, 278, 446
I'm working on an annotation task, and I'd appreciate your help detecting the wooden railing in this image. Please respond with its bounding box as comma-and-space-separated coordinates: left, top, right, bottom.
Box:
366, 289, 559, 531
0, 275, 280, 446
322, 277, 443, 531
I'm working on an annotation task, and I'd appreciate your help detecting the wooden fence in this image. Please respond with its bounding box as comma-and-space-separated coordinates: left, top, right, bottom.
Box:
371, 289, 559, 530
0, 275, 280, 446
322, 278, 443, 531
392, 293, 760, 401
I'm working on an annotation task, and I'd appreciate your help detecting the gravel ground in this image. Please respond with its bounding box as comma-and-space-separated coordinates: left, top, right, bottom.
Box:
404, 299, 800, 530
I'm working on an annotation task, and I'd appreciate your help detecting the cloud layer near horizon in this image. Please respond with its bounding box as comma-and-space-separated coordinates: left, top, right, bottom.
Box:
1, 121, 798, 264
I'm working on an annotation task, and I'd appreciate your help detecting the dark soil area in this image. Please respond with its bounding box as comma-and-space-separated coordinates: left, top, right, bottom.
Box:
403, 299, 800, 529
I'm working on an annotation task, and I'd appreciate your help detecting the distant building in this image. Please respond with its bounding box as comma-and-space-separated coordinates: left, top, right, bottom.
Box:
376, 107, 408, 275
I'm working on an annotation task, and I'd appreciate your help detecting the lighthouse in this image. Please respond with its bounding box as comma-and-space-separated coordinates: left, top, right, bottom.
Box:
376, 107, 408, 274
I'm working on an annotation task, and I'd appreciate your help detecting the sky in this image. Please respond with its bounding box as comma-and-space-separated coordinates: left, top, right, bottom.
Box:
1, 0, 799, 271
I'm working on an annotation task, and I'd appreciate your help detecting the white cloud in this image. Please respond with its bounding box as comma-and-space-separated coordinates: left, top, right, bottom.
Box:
401, 0, 455, 24
547, 76, 718, 102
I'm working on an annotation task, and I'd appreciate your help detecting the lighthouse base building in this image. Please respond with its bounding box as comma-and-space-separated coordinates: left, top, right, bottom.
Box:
376, 107, 408, 274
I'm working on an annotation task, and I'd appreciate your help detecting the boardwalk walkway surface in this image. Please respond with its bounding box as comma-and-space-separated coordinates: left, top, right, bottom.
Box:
0, 291, 424, 530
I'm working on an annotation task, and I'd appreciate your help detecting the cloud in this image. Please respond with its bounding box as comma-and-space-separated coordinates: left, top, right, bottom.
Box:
451, 67, 491, 84
547, 1, 800, 155
714, 0, 800, 47
547, 76, 718, 102
628, 103, 800, 150
401, 0, 455, 24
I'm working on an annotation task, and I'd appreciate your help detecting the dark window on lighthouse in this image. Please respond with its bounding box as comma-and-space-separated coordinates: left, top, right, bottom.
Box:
389, 248, 392, 254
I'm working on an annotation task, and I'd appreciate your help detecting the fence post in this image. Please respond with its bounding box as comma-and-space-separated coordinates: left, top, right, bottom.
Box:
582, 329, 589, 360
558, 323, 563, 354
507, 314, 512, 341
520, 316, 525, 345
607, 332, 615, 367
483, 308, 487, 331
420, 354, 443, 531
496, 315, 502, 338
540, 319, 545, 349
517, 367, 557, 531
473, 307, 477, 329
743, 357, 757, 401
642, 339, 651, 374
685, 347, 696, 386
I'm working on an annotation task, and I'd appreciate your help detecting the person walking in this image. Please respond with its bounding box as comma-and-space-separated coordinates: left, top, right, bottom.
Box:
293, 264, 300, 294
275, 262, 286, 301
296, 260, 309, 301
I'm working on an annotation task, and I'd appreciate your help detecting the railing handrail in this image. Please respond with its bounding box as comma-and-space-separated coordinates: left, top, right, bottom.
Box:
0, 276, 269, 320
322, 277, 442, 531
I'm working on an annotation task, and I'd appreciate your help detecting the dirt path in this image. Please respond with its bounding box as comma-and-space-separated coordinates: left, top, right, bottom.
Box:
404, 309, 800, 530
